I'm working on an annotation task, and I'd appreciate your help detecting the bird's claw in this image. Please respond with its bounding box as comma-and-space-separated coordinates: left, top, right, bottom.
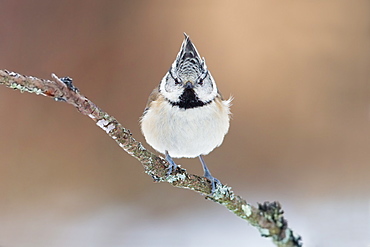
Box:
165, 151, 178, 176
206, 174, 222, 194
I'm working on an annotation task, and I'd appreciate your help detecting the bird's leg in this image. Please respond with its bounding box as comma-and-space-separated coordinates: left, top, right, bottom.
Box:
165, 150, 178, 176
199, 155, 221, 194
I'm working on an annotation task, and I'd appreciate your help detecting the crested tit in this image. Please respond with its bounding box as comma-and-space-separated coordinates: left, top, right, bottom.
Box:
141, 34, 231, 193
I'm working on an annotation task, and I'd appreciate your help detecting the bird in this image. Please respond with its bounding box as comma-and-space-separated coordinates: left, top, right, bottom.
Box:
140, 34, 231, 193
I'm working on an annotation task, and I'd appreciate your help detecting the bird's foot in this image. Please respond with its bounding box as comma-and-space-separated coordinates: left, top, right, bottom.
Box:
204, 173, 222, 194
165, 151, 178, 176
199, 155, 222, 195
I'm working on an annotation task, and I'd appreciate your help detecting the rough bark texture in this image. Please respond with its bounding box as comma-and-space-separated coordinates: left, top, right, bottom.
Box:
0, 69, 302, 247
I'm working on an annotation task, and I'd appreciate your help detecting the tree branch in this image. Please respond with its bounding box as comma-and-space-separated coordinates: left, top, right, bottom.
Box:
0, 69, 302, 247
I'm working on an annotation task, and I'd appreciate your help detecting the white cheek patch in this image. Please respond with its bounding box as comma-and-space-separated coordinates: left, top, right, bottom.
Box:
159, 74, 183, 103
194, 72, 218, 103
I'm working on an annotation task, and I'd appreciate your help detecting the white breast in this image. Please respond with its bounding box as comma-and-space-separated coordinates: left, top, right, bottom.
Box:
141, 96, 231, 158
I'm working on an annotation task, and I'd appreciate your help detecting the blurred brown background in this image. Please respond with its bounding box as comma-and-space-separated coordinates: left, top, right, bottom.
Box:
0, 1, 369, 246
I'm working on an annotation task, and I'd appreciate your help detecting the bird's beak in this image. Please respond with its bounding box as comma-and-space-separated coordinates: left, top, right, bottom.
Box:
184, 81, 194, 89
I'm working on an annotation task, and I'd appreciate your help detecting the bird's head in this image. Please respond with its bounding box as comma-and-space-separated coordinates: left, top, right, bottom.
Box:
159, 34, 218, 109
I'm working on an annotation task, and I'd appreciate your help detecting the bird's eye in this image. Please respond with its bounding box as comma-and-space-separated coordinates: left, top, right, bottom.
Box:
197, 71, 208, 85
169, 70, 181, 85
174, 78, 181, 85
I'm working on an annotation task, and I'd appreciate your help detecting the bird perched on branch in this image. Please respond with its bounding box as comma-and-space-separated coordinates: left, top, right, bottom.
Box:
141, 34, 232, 193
